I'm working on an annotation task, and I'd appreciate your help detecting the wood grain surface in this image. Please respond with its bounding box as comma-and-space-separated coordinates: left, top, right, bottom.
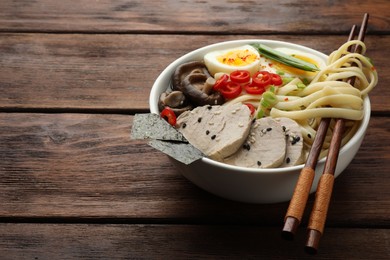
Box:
1, 224, 389, 259
0, 0, 389, 34
0, 113, 388, 226
1, 0, 389, 259
0, 34, 388, 113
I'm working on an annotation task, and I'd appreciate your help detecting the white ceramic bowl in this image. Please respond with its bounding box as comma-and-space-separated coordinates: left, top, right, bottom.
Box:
149, 39, 370, 204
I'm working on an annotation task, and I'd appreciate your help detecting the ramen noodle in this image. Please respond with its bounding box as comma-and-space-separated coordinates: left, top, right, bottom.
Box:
224, 40, 378, 159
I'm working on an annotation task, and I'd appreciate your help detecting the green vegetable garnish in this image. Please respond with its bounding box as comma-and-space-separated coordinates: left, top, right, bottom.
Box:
251, 43, 320, 72
261, 91, 278, 108
302, 78, 310, 85
282, 77, 294, 85
297, 82, 306, 89
256, 91, 278, 119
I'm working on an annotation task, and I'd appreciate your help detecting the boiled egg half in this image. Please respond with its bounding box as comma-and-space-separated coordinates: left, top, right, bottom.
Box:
204, 45, 261, 77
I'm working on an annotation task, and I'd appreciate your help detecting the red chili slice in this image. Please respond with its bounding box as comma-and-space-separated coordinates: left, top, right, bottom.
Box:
244, 103, 256, 115
213, 74, 229, 91
160, 107, 177, 126
271, 73, 283, 86
243, 81, 266, 95
230, 70, 250, 84
252, 71, 272, 88
219, 81, 242, 99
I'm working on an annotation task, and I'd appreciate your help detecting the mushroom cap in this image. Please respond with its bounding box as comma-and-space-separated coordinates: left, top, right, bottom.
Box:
158, 91, 193, 116
172, 61, 224, 106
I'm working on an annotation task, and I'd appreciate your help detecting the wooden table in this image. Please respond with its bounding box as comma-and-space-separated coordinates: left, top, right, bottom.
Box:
1, 1, 389, 259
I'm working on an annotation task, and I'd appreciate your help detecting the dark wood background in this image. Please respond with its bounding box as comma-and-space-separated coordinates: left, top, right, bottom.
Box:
0, 0, 389, 259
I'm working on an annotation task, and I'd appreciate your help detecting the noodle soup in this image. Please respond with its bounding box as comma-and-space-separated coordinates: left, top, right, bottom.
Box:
149, 39, 374, 203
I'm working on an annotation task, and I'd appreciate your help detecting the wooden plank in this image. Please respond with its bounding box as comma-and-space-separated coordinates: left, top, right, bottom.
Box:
0, 223, 389, 259
0, 113, 389, 226
0, 34, 388, 112
0, 0, 389, 34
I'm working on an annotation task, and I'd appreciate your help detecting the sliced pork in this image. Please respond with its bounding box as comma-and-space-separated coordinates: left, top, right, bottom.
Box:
176, 103, 252, 160
224, 117, 286, 168
276, 117, 304, 167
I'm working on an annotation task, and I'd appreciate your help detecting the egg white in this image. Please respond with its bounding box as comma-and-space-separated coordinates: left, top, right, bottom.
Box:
204, 45, 261, 77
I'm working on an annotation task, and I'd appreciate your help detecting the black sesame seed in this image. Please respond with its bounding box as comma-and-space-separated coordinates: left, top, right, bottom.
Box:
206, 130, 210, 135
291, 135, 300, 145
197, 117, 202, 123
243, 143, 251, 151
286, 157, 291, 164
267, 127, 272, 131
211, 134, 216, 140
182, 123, 187, 129
207, 105, 212, 110
257, 161, 262, 166
282, 126, 286, 132
308, 133, 312, 138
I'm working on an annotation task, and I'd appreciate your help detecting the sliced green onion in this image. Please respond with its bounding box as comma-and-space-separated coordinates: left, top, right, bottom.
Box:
256, 109, 265, 119
251, 43, 320, 72
302, 78, 310, 85
262, 91, 278, 107
297, 82, 306, 89
256, 91, 279, 119
282, 77, 294, 85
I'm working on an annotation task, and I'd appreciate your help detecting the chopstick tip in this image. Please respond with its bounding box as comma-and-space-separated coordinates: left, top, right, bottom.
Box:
305, 229, 321, 255
281, 216, 299, 241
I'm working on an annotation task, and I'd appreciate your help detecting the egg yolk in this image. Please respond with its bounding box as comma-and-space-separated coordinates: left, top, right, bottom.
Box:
217, 49, 259, 67
275, 54, 319, 77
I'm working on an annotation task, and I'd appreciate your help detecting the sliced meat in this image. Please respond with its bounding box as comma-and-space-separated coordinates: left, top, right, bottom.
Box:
276, 117, 304, 167
176, 103, 252, 161
224, 117, 286, 168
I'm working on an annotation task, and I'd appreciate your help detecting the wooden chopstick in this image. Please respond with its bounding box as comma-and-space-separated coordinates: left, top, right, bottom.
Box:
281, 24, 358, 241
305, 13, 369, 254
281, 13, 369, 252
281, 117, 331, 240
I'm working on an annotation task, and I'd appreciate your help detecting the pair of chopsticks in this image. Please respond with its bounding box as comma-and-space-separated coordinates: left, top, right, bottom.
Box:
282, 13, 369, 254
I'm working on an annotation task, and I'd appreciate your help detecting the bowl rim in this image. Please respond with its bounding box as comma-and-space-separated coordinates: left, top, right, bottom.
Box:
149, 39, 371, 175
